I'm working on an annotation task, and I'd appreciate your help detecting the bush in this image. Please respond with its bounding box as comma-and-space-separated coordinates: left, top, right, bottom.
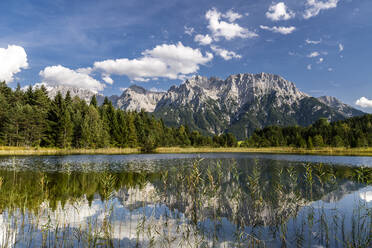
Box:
140, 135, 157, 153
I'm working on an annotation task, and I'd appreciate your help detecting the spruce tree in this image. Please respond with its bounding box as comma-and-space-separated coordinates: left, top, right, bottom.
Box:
127, 113, 138, 147
31, 87, 50, 146
177, 125, 191, 146
13, 83, 25, 105
81, 105, 109, 148
115, 110, 128, 147
90, 95, 98, 108
71, 97, 89, 147
65, 91, 72, 106
47, 92, 73, 148
313, 135, 324, 147
4, 104, 25, 146
0, 91, 10, 144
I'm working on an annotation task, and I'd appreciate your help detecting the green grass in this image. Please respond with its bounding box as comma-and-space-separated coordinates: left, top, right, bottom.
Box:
0, 146, 372, 156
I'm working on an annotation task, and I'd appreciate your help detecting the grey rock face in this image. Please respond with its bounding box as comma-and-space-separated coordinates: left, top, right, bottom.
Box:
31, 73, 364, 139
317, 96, 364, 118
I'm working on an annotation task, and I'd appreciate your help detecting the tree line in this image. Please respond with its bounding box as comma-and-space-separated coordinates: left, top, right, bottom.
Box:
242, 114, 372, 148
0, 82, 238, 149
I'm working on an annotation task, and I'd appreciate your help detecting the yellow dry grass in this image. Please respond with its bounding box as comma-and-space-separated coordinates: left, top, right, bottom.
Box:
155, 146, 372, 156
0, 146, 371, 156
0, 146, 139, 156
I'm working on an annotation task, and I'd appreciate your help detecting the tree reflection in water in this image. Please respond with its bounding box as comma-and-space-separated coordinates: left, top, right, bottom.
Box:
0, 157, 370, 247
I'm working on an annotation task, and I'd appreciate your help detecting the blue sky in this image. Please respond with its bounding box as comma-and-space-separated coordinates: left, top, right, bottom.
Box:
0, 0, 371, 111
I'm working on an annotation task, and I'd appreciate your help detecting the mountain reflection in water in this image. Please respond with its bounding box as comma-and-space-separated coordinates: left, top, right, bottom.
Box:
0, 155, 371, 247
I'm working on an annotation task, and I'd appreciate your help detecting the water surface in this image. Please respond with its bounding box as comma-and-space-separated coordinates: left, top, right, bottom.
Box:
0, 153, 371, 247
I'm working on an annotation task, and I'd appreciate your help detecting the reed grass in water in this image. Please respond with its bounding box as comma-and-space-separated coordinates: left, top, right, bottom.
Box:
0, 159, 371, 247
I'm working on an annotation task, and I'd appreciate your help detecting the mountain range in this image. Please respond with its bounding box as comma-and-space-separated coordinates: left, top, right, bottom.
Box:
39, 73, 365, 139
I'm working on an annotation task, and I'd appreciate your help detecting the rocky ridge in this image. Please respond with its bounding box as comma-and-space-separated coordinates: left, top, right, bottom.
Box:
33, 73, 365, 139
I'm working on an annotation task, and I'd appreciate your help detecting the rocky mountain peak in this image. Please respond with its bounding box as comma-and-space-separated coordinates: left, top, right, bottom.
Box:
318, 96, 342, 107
184, 75, 213, 89
317, 95, 365, 118
126, 85, 147, 94
153, 73, 364, 138
29, 73, 364, 139
221, 73, 308, 109
115, 85, 165, 112
31, 83, 101, 103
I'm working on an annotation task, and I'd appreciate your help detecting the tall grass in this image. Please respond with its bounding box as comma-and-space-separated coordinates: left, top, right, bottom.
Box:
0, 147, 140, 156
1, 146, 372, 156
156, 146, 372, 156
0, 159, 371, 247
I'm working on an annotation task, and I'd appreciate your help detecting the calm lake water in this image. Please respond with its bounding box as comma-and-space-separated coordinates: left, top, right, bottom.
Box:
0, 153, 371, 247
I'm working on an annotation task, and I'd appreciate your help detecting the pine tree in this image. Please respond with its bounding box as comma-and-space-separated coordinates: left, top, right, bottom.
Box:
22, 104, 39, 146
70, 97, 89, 147
65, 91, 72, 106
313, 135, 324, 147
100, 101, 119, 146
177, 125, 191, 146
127, 113, 138, 148
90, 95, 98, 108
115, 110, 128, 147
30, 86, 50, 146
24, 85, 34, 105
103, 96, 110, 106
307, 136, 314, 149
332, 135, 344, 147
61, 107, 74, 148
47, 92, 73, 148
226, 133, 237, 147
81, 106, 109, 148
4, 104, 25, 146
13, 83, 25, 105
134, 112, 146, 145
0, 91, 10, 144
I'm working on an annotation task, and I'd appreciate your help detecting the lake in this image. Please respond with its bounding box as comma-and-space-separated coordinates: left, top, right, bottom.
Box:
0, 153, 371, 247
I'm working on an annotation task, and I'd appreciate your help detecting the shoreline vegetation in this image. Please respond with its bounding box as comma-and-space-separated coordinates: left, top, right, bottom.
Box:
1, 146, 372, 156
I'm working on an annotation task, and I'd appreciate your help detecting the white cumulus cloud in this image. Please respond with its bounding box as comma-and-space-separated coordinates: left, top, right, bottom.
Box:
303, 0, 339, 19
210, 46, 241, 60
266, 2, 295, 21
94, 42, 213, 82
222, 9, 243, 22
102, 75, 113, 84
260, 25, 296, 35
356, 97, 372, 108
184, 26, 194, 36
338, 43, 344, 52
194, 34, 213, 45
307, 64, 312, 70
39, 65, 105, 93
306, 38, 322, 44
0, 45, 28, 83
307, 51, 320, 57
76, 67, 93, 75
206, 8, 258, 40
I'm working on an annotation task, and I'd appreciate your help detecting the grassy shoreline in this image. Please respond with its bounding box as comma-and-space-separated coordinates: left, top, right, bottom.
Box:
0, 146, 372, 156
156, 147, 372, 156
